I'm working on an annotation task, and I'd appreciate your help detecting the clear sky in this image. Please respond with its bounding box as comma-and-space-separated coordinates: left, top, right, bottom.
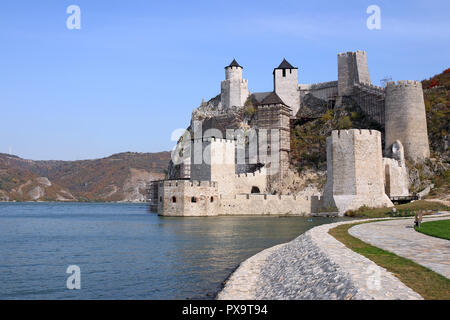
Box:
0, 0, 449, 160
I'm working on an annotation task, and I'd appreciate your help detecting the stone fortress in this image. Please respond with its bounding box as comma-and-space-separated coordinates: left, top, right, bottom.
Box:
149, 51, 430, 216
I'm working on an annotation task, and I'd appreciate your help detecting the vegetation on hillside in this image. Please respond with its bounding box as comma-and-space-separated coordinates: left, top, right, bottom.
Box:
290, 69, 449, 199
291, 104, 382, 172
0, 152, 170, 202
419, 69, 450, 198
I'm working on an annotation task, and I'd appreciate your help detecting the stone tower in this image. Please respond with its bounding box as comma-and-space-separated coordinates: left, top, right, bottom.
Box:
385, 81, 430, 162
323, 129, 393, 215
190, 137, 236, 194
256, 92, 292, 181
337, 51, 371, 96
220, 59, 249, 110
273, 59, 300, 116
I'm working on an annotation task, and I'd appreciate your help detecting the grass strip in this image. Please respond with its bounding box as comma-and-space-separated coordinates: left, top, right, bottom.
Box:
344, 200, 449, 218
415, 219, 450, 240
329, 220, 450, 300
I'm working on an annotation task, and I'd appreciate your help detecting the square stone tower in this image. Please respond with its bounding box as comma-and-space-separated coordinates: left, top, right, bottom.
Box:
190, 137, 236, 194
256, 92, 292, 181
337, 51, 371, 96
273, 59, 300, 116
323, 129, 393, 215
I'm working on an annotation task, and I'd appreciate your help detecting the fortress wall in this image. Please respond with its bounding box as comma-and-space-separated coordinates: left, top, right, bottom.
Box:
157, 180, 219, 216
220, 194, 323, 216
158, 178, 325, 216
190, 138, 236, 194
274, 68, 300, 115
235, 168, 268, 194
383, 158, 409, 197
299, 81, 338, 101
385, 81, 430, 162
352, 83, 385, 125
324, 129, 393, 214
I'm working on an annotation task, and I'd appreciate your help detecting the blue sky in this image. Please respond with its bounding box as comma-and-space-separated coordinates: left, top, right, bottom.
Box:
0, 0, 449, 160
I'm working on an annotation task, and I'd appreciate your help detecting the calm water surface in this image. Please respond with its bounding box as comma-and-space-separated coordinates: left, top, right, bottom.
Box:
0, 203, 350, 299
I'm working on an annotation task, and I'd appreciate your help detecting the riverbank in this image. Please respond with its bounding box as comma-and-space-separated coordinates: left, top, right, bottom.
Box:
217, 215, 450, 300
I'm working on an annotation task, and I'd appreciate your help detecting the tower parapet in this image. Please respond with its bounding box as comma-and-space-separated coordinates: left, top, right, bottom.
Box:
385, 80, 430, 162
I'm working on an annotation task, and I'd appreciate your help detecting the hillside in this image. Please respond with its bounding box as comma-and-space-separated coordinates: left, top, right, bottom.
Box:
0, 152, 170, 202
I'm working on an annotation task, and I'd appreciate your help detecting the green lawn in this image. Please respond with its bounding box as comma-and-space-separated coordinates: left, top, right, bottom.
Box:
329, 220, 450, 300
344, 200, 449, 218
415, 219, 450, 240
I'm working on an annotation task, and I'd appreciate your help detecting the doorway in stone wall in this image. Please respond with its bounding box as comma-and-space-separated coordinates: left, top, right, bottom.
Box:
251, 186, 260, 194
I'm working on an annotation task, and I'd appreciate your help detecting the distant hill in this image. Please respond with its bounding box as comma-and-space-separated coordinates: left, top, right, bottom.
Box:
0, 152, 170, 202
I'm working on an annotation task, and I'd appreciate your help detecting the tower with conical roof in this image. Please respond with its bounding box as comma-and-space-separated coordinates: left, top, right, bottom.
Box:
273, 58, 300, 116
220, 59, 249, 110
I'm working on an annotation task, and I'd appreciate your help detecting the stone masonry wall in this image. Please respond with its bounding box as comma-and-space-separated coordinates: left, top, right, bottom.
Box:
221, 66, 249, 110
385, 81, 430, 162
157, 181, 321, 216
338, 51, 371, 97
299, 81, 338, 103
324, 129, 393, 214
383, 157, 409, 197
274, 68, 300, 115
234, 168, 268, 194
190, 138, 236, 194
157, 180, 219, 216
220, 194, 323, 216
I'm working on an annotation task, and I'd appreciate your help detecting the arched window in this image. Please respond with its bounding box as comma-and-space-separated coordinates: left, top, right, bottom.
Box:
171, 196, 176, 203
251, 186, 260, 194
210, 196, 214, 203
191, 197, 197, 203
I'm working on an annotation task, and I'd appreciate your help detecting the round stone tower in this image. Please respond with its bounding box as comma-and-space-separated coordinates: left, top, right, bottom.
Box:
221, 59, 249, 110
385, 80, 430, 162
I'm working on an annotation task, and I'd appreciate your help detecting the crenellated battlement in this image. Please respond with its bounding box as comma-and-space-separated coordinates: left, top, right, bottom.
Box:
192, 137, 236, 143
333, 129, 381, 140
354, 82, 385, 93
299, 81, 338, 91
338, 50, 367, 57
236, 167, 266, 179
386, 80, 422, 89
161, 180, 218, 188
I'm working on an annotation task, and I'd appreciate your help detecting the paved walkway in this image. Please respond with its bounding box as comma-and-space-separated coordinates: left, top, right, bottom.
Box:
349, 213, 450, 279
218, 218, 422, 300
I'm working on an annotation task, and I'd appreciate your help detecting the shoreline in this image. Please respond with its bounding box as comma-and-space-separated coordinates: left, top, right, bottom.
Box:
217, 217, 427, 300
0, 200, 148, 204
